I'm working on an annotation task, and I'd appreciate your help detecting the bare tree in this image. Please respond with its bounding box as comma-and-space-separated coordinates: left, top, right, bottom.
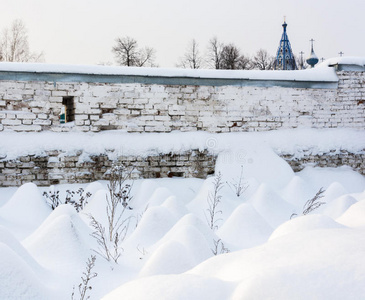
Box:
206, 36, 223, 69
112, 36, 137, 66
220, 44, 240, 69
251, 49, 275, 70
112, 36, 155, 67
237, 54, 252, 70
177, 39, 203, 69
0, 19, 44, 62
219, 44, 251, 70
135, 46, 155, 67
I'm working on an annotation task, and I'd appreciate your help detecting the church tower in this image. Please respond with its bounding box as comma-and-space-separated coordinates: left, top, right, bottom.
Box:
274, 19, 297, 70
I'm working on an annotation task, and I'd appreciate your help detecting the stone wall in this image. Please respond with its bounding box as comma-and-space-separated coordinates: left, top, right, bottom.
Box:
0, 150, 216, 187
1, 149, 364, 187
0, 70, 364, 133
282, 150, 365, 175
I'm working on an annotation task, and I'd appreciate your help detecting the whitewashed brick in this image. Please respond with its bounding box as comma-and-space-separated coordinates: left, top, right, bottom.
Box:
75, 114, 89, 120
4, 93, 23, 101
75, 119, 85, 126
33, 119, 52, 126
17, 113, 37, 120
93, 119, 109, 126
52, 90, 68, 97
12, 125, 42, 132
2, 119, 21, 125
22, 119, 33, 125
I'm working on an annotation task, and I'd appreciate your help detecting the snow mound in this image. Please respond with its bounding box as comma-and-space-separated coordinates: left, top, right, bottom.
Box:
147, 187, 174, 207
322, 182, 348, 204
336, 200, 365, 227
280, 175, 315, 207
0, 226, 45, 274
186, 178, 221, 225
83, 181, 105, 197
159, 213, 216, 248
269, 214, 345, 241
217, 203, 272, 249
157, 223, 212, 260
138, 214, 214, 277
139, 240, 196, 277
298, 166, 365, 193
323, 194, 358, 219
161, 196, 189, 219
0, 183, 51, 239
105, 228, 365, 300
103, 273, 232, 300
0, 243, 50, 300
82, 189, 109, 224
249, 184, 295, 228
229, 229, 365, 300
216, 145, 294, 189
124, 206, 177, 249
23, 205, 94, 272
132, 179, 160, 208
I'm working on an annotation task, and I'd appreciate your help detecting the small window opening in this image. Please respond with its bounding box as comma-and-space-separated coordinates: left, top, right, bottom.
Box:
102, 108, 114, 114
167, 171, 184, 178
61, 96, 75, 123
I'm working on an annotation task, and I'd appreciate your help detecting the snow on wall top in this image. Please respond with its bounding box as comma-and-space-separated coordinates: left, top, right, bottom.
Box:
318, 56, 365, 68
0, 129, 364, 161
0, 61, 339, 82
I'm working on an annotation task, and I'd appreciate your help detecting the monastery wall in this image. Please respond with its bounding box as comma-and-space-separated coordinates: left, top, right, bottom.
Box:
0, 70, 363, 133
0, 65, 364, 186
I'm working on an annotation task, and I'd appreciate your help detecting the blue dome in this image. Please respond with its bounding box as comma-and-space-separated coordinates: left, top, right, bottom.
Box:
306, 40, 319, 67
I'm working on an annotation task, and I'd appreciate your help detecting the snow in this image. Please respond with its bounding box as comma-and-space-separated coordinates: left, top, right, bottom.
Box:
23, 205, 95, 272
217, 203, 273, 249
0, 130, 365, 299
249, 184, 295, 228
336, 200, 365, 228
0, 128, 364, 161
318, 56, 365, 68
0, 183, 51, 239
268, 214, 345, 241
0, 61, 339, 82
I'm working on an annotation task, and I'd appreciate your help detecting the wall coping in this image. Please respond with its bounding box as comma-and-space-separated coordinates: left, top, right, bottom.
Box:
0, 62, 339, 88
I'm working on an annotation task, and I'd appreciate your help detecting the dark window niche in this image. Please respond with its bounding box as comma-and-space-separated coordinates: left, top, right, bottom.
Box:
62, 96, 75, 122
167, 171, 184, 178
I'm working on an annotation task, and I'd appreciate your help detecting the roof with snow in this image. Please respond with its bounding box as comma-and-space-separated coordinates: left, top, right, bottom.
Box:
318, 57, 365, 71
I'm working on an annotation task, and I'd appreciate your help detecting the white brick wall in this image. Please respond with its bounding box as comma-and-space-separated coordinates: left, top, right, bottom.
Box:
0, 71, 364, 133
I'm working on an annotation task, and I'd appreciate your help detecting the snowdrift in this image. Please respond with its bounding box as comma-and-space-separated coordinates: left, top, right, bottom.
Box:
0, 139, 364, 299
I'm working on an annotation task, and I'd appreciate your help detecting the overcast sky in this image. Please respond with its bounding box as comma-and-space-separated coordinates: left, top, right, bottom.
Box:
2, 0, 365, 68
